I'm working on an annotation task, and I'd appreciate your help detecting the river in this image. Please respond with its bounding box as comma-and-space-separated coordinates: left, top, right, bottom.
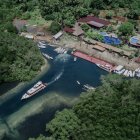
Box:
0, 43, 108, 140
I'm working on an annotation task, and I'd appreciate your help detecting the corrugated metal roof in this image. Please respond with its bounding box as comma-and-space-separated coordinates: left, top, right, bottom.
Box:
64, 27, 74, 33
53, 31, 63, 39
87, 21, 104, 28
78, 16, 110, 26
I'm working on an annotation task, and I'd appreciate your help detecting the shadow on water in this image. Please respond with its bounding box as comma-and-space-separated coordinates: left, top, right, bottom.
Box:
0, 44, 108, 140
0, 82, 19, 96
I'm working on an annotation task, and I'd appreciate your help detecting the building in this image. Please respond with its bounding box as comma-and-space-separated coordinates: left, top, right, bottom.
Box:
114, 65, 124, 73
53, 31, 63, 40
78, 15, 110, 29
64, 23, 84, 37
129, 36, 140, 48
20, 32, 34, 39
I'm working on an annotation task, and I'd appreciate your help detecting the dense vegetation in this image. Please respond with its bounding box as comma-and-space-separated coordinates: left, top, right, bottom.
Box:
0, 32, 44, 83
0, 0, 44, 84
29, 75, 140, 140
38, 0, 140, 27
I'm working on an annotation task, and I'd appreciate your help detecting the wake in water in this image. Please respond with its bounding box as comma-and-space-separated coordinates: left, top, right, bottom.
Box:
47, 68, 64, 86
54, 53, 71, 64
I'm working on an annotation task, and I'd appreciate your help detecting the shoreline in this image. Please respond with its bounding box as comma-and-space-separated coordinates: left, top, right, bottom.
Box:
0, 58, 50, 105
0, 92, 79, 140
44, 33, 140, 70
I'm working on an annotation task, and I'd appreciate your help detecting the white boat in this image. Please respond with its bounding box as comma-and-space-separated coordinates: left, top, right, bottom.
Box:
136, 72, 140, 78
21, 81, 47, 100
132, 71, 135, 77
135, 68, 140, 72
96, 63, 111, 72
42, 53, 53, 60
38, 44, 46, 48
76, 81, 80, 85
38, 41, 46, 45
118, 69, 126, 75
127, 71, 133, 77
64, 50, 67, 54
123, 70, 128, 76
74, 57, 77, 61
54, 47, 66, 54
83, 84, 95, 90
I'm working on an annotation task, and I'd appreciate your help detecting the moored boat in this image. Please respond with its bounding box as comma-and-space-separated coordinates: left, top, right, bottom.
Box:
76, 81, 80, 85
74, 57, 77, 61
83, 84, 95, 90
42, 53, 53, 60
21, 81, 47, 100
96, 63, 112, 72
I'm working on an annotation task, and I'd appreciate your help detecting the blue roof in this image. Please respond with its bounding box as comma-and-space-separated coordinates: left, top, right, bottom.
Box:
130, 37, 139, 44
100, 32, 121, 45
103, 36, 121, 45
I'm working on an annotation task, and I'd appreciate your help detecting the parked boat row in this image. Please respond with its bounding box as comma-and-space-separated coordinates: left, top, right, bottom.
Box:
38, 41, 46, 48
54, 47, 67, 54
114, 65, 140, 78
42, 53, 53, 60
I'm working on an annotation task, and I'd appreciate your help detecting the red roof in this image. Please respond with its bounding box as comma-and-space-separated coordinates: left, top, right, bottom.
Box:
135, 57, 140, 63
64, 27, 74, 33
78, 16, 110, 26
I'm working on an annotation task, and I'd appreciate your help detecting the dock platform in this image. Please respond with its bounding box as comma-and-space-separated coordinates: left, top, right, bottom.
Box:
72, 51, 115, 72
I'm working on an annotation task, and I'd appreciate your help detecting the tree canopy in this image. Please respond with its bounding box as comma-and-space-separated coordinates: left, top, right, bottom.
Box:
118, 22, 134, 36
0, 32, 44, 83
30, 75, 140, 140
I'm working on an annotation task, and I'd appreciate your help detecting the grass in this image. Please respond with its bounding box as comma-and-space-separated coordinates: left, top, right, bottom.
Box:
121, 44, 137, 52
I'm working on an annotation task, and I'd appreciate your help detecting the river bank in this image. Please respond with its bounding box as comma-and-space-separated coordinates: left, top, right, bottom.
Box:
55, 34, 140, 70
41, 33, 140, 70
0, 58, 50, 105
0, 92, 78, 140
0, 44, 106, 140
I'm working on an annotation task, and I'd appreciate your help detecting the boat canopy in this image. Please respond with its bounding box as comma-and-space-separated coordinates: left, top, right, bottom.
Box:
115, 65, 124, 71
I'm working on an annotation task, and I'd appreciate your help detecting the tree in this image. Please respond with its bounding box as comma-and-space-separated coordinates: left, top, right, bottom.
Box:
106, 11, 114, 19
46, 109, 81, 140
118, 22, 134, 36
81, 23, 91, 32
0, 32, 44, 84
49, 21, 61, 34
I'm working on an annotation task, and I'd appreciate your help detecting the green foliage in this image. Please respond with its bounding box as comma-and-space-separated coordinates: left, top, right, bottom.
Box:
29, 134, 52, 140
86, 30, 104, 42
34, 75, 140, 140
21, 12, 31, 20
0, 32, 44, 83
118, 22, 134, 35
64, 16, 76, 27
106, 11, 114, 19
46, 109, 81, 140
106, 25, 114, 32
81, 24, 91, 32
49, 21, 61, 34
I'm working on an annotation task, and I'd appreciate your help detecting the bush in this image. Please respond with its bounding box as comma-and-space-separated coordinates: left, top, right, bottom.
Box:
118, 22, 134, 36
106, 11, 114, 19
4, 22, 18, 33
81, 24, 91, 32
64, 16, 76, 27
49, 21, 61, 34
106, 25, 114, 32
22, 12, 31, 20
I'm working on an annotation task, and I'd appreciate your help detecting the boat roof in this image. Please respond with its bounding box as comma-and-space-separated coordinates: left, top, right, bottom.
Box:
115, 65, 124, 71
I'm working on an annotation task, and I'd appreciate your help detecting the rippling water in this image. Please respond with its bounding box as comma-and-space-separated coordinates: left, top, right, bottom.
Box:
0, 44, 108, 140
